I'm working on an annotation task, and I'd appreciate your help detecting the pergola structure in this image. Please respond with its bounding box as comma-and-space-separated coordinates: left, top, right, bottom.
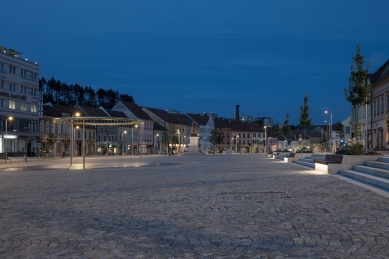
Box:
52, 116, 144, 169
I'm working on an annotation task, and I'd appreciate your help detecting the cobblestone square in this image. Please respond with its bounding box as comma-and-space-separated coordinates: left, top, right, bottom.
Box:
1, 155, 389, 258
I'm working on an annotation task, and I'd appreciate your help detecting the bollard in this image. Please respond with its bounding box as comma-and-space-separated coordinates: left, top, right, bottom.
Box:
24, 155, 27, 162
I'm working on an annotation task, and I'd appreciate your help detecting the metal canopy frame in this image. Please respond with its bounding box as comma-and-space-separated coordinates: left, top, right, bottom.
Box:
52, 117, 144, 169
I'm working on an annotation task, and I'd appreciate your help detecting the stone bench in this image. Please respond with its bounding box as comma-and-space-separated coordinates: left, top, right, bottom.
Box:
313, 154, 343, 165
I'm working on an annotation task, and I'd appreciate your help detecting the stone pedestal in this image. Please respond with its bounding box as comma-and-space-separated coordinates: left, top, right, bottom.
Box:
188, 136, 200, 154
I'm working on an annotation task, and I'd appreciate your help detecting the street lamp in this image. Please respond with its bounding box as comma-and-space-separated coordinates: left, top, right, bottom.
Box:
325, 110, 332, 146
235, 135, 239, 154
5, 116, 13, 159
155, 133, 159, 154
264, 126, 267, 156
132, 124, 138, 156
124, 130, 127, 155
177, 129, 180, 153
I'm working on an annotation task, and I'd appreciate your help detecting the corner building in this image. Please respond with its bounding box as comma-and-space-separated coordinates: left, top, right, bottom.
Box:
0, 51, 40, 157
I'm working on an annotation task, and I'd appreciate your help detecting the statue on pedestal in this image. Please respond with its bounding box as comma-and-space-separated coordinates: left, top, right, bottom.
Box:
190, 122, 199, 136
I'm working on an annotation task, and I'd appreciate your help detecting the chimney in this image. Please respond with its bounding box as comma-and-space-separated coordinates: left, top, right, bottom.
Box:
236, 105, 240, 122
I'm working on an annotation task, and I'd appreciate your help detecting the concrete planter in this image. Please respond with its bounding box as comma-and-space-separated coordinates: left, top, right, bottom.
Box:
314, 155, 381, 174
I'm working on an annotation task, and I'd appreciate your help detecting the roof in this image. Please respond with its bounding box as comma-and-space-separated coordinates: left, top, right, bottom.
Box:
105, 109, 127, 118
76, 105, 108, 117
369, 59, 389, 84
153, 122, 168, 131
144, 107, 183, 124
43, 105, 62, 118
50, 103, 79, 115
121, 101, 152, 120
171, 113, 193, 126
186, 113, 210, 125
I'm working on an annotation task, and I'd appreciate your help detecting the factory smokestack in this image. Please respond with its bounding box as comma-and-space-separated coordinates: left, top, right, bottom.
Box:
236, 105, 240, 122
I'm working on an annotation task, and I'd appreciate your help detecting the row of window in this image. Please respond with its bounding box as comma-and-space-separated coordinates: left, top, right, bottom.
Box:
0, 62, 38, 80
1, 80, 38, 96
0, 99, 37, 112
0, 118, 38, 133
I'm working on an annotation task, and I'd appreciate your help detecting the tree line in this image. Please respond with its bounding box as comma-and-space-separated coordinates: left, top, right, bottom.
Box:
40, 77, 135, 109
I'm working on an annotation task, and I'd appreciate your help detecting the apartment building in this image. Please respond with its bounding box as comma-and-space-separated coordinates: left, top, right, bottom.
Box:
0, 51, 40, 157
112, 101, 155, 154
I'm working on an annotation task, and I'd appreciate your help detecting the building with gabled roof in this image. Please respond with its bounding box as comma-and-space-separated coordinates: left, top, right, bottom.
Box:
186, 113, 215, 147
112, 101, 155, 154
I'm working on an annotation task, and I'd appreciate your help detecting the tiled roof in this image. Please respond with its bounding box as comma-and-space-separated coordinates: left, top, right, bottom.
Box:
50, 103, 79, 115
144, 107, 183, 124
105, 109, 127, 118
186, 113, 210, 125
43, 105, 62, 118
370, 59, 389, 84
171, 113, 193, 126
77, 105, 108, 117
154, 122, 168, 131
121, 101, 152, 120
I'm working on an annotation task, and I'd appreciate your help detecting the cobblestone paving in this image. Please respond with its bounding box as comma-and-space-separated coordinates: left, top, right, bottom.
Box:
1, 155, 389, 258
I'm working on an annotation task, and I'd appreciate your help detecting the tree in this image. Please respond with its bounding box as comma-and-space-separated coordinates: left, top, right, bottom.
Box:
273, 122, 281, 138
299, 94, 312, 140
209, 128, 223, 154
87, 137, 95, 155
161, 132, 170, 155
282, 114, 291, 139
344, 44, 372, 138
46, 134, 57, 156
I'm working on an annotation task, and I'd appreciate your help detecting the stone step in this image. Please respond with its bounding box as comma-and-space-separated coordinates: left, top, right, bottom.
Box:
352, 165, 389, 179
366, 160, 389, 170
293, 160, 315, 168
378, 157, 389, 163
339, 170, 389, 190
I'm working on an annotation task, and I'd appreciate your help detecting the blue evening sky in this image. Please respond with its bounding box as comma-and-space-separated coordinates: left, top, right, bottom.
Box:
2, 0, 389, 125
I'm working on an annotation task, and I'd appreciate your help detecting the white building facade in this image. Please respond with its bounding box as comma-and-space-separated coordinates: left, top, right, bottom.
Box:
0, 51, 40, 157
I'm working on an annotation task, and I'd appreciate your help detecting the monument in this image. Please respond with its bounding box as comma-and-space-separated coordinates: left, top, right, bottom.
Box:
188, 122, 200, 154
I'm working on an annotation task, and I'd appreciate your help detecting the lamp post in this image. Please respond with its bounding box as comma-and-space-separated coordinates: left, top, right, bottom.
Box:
203, 136, 206, 152
132, 124, 138, 156
235, 135, 239, 154
5, 116, 13, 159
325, 110, 332, 149
264, 126, 267, 156
155, 133, 159, 154
177, 129, 180, 153
124, 130, 127, 155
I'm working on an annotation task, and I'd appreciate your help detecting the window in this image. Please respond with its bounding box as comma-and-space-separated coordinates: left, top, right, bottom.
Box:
346, 126, 350, 134
21, 104, 27, 111
31, 104, 37, 112
0, 62, 4, 71
33, 89, 36, 96
21, 69, 27, 77
9, 65, 16, 74
377, 99, 380, 114
9, 83, 15, 92
0, 81, 3, 89
9, 100, 16, 109
381, 97, 384, 114
21, 85, 27, 94
0, 99, 3, 107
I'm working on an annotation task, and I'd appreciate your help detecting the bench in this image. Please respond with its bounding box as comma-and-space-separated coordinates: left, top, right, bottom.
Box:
0, 155, 11, 163
313, 154, 343, 165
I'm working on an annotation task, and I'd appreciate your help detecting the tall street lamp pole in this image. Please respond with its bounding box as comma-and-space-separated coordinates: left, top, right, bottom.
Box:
5, 116, 13, 159
325, 110, 332, 149
235, 135, 239, 154
124, 130, 127, 155
264, 126, 267, 156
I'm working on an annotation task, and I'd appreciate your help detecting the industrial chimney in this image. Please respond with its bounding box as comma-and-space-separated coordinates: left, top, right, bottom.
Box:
236, 105, 240, 122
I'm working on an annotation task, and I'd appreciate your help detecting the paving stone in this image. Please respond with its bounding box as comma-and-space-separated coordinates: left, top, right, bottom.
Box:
1, 155, 389, 257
